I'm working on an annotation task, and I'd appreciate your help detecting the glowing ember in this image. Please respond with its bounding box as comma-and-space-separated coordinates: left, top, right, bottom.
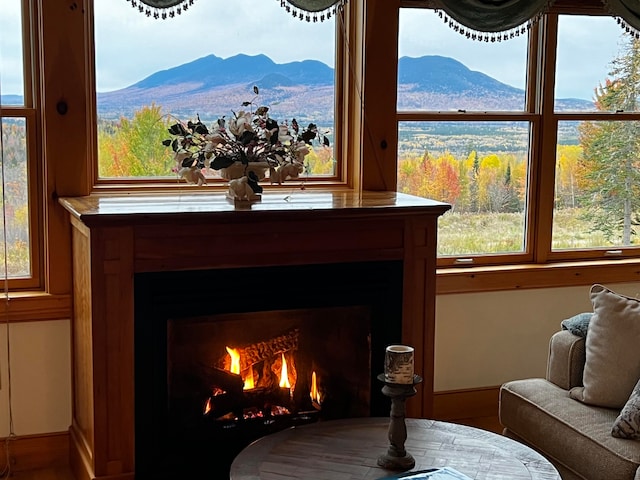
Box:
204, 397, 212, 415
310, 371, 322, 406
279, 353, 291, 388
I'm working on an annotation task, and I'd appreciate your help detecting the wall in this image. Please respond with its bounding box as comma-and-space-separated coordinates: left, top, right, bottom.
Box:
435, 281, 640, 391
1, 281, 639, 436
0, 320, 71, 437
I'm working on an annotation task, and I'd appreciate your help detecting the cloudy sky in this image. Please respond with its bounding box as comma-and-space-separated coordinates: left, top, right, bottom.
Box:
0, 0, 630, 100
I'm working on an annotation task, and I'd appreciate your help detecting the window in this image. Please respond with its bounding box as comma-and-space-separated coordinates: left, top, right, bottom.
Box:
552, 15, 640, 256
397, 7, 532, 265
0, 0, 41, 289
393, 4, 640, 267
92, 0, 339, 186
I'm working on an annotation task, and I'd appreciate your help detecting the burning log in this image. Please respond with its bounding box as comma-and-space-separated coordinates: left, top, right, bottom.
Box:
231, 328, 300, 371
169, 364, 244, 420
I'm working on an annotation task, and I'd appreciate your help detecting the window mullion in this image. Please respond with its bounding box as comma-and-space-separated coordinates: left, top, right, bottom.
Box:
532, 14, 559, 264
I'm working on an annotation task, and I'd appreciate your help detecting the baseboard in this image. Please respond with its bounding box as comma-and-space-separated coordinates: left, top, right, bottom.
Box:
0, 431, 69, 472
432, 386, 501, 420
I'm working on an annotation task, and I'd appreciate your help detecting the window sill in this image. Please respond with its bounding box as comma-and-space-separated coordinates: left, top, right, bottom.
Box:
436, 259, 640, 294
0, 292, 72, 323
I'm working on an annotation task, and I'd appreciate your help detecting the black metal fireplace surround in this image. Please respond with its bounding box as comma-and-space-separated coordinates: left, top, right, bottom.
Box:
134, 260, 403, 479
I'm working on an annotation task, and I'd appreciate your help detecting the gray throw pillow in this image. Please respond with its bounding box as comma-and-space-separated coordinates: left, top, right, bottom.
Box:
612, 377, 640, 439
569, 284, 640, 409
561, 312, 593, 337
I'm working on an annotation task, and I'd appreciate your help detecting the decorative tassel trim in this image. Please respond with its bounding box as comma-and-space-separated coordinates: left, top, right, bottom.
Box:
278, 0, 347, 23
434, 9, 545, 42
601, 0, 640, 39
126, 0, 196, 19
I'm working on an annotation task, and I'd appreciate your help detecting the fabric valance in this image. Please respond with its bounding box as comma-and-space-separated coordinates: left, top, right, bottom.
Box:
128, 0, 346, 21
432, 0, 640, 40
127, 0, 640, 38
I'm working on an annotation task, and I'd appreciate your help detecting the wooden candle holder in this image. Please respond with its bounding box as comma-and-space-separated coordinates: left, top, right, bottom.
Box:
376, 373, 423, 471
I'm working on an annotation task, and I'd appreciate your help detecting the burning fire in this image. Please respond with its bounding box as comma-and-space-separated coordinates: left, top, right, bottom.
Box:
226, 346, 255, 390
310, 371, 322, 407
203, 345, 322, 418
279, 353, 291, 388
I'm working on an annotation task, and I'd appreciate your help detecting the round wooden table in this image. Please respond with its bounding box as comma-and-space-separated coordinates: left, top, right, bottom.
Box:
230, 417, 561, 480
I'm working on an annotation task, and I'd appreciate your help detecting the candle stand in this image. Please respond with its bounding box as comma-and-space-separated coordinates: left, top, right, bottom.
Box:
376, 373, 423, 471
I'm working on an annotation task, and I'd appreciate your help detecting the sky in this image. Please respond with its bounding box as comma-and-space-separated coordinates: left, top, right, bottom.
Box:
0, 0, 631, 100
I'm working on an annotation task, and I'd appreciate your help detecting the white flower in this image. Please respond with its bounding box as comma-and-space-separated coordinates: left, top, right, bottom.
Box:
178, 166, 206, 186
278, 123, 292, 144
229, 111, 254, 137
293, 142, 310, 162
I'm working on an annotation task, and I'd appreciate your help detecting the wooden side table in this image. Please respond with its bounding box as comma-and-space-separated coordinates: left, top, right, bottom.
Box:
230, 417, 561, 480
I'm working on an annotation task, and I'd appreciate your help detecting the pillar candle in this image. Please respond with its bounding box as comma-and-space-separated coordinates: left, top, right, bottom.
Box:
384, 344, 414, 384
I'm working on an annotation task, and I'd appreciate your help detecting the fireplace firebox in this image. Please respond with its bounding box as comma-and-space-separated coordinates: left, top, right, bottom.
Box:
134, 261, 403, 478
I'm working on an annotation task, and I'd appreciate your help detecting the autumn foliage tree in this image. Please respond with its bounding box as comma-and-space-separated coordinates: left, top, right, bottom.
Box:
98, 103, 174, 177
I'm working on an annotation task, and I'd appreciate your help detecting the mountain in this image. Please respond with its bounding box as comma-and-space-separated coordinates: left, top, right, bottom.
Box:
93, 53, 595, 121
97, 53, 336, 122
0, 95, 24, 106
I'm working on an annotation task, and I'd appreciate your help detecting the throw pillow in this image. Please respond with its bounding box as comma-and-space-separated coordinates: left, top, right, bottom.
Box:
612, 377, 640, 439
561, 312, 593, 337
569, 284, 640, 409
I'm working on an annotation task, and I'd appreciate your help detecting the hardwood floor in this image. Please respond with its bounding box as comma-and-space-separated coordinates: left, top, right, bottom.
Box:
10, 416, 502, 480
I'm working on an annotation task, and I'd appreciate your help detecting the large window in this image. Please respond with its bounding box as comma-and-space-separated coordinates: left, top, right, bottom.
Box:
0, 0, 40, 289
92, 0, 338, 186
395, 5, 640, 266
552, 16, 640, 256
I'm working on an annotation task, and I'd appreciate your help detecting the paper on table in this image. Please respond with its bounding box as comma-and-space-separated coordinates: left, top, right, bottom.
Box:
376, 467, 473, 480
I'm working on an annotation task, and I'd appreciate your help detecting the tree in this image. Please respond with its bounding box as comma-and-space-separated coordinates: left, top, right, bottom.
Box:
98, 103, 174, 177
578, 35, 640, 245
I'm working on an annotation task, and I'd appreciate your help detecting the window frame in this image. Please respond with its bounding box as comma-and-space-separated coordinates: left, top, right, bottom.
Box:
87, 0, 350, 191
0, 0, 43, 291
23, 0, 640, 307
390, 2, 640, 269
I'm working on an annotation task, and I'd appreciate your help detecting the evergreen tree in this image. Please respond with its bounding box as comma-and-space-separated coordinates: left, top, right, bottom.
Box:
578, 35, 640, 245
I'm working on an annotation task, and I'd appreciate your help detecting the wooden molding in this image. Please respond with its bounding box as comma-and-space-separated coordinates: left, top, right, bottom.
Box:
0, 431, 68, 472
0, 293, 72, 323
432, 386, 501, 421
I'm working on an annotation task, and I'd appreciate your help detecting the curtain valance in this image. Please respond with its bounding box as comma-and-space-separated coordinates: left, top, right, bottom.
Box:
432, 0, 640, 41
127, 0, 346, 21
126, 0, 640, 37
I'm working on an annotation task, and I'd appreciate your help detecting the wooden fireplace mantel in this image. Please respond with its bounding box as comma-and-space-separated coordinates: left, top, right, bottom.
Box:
59, 189, 450, 480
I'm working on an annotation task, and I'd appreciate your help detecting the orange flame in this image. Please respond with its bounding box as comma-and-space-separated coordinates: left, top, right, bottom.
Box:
279, 353, 291, 388
244, 367, 255, 390
204, 397, 212, 415
226, 346, 256, 390
226, 346, 240, 375
310, 371, 321, 405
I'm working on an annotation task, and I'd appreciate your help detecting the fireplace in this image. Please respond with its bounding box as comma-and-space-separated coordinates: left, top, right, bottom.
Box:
59, 190, 449, 480
134, 261, 403, 477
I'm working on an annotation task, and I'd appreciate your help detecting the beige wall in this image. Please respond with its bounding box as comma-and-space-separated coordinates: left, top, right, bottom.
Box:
2, 281, 639, 436
0, 319, 71, 437
435, 282, 640, 391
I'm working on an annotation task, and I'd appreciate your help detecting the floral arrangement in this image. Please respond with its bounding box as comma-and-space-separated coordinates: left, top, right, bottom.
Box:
162, 86, 330, 198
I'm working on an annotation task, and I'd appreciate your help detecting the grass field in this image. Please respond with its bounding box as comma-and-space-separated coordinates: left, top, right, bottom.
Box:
437, 208, 635, 256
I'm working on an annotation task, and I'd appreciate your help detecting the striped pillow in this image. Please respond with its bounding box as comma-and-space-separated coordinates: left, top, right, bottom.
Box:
612, 377, 640, 439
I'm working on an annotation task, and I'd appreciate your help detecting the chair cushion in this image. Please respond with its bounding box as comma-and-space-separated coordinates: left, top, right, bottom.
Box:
569, 284, 640, 409
500, 378, 640, 480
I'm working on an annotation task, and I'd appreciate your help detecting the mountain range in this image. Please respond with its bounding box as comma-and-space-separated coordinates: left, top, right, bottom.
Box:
1, 53, 594, 122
